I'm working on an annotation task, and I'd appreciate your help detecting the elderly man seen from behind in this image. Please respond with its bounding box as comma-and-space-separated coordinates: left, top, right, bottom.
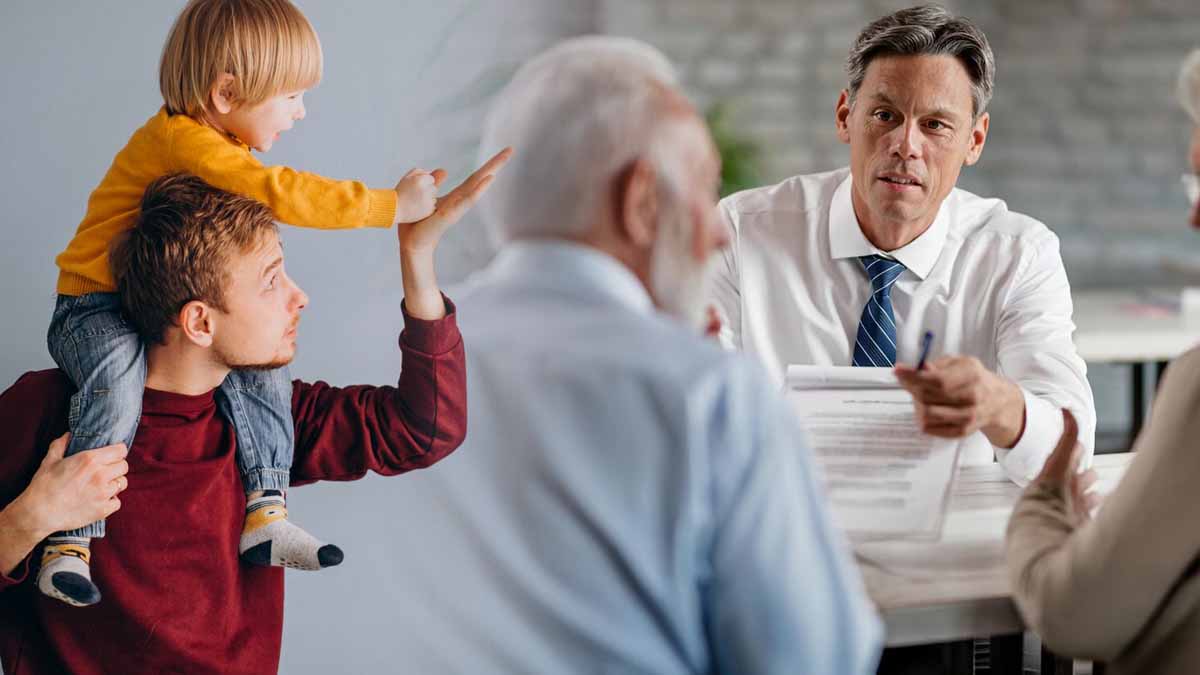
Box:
710, 4, 1096, 485
343, 36, 882, 674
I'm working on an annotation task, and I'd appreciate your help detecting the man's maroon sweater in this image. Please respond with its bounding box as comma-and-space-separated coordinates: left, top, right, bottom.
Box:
0, 305, 466, 675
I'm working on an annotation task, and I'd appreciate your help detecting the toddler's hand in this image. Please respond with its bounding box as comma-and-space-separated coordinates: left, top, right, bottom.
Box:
395, 148, 513, 321
398, 148, 512, 254
394, 169, 438, 224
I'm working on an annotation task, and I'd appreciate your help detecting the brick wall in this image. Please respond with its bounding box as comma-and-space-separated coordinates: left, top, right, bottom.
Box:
600, 0, 1200, 435
600, 0, 1200, 288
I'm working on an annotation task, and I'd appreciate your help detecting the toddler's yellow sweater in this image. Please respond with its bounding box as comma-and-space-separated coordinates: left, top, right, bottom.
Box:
56, 108, 397, 295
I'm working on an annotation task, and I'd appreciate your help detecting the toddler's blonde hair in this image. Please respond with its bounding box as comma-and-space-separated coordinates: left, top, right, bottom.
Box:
159, 0, 322, 118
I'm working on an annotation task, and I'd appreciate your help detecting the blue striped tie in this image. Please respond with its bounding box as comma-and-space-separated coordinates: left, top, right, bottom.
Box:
852, 255, 906, 367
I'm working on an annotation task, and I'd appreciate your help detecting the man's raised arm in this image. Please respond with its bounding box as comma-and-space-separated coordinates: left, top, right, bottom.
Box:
287, 149, 510, 485
288, 299, 465, 485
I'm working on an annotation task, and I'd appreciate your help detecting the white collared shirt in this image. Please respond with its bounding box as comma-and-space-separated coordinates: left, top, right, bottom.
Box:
711, 167, 1096, 484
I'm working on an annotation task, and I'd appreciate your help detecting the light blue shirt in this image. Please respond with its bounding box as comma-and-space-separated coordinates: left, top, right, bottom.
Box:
373, 241, 881, 673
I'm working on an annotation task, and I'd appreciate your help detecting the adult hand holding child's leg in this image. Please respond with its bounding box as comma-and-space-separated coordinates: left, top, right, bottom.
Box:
1, 433, 128, 603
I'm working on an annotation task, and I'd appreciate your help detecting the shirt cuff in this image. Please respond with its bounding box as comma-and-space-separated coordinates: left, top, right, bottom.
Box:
400, 295, 460, 355
997, 390, 1063, 486
367, 189, 398, 227
1, 556, 30, 590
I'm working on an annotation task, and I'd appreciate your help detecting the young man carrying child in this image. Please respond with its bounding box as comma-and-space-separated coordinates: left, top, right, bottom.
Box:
42, 0, 508, 606
0, 164, 501, 673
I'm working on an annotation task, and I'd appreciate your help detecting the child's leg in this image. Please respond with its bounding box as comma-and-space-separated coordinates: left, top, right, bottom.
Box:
40, 293, 144, 606
217, 367, 342, 570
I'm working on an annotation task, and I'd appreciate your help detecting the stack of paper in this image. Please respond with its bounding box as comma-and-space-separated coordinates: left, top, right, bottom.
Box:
786, 365, 963, 540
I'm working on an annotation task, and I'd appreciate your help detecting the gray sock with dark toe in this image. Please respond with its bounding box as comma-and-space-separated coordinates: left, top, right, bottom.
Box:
238, 491, 343, 570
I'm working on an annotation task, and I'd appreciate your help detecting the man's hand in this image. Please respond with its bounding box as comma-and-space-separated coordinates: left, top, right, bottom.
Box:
398, 148, 514, 320
894, 355, 1027, 447
393, 169, 439, 224
15, 433, 128, 535
1033, 409, 1099, 523
397, 148, 513, 255
0, 433, 127, 575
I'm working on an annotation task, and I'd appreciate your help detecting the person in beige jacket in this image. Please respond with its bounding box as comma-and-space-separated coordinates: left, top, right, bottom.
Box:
1005, 48, 1200, 674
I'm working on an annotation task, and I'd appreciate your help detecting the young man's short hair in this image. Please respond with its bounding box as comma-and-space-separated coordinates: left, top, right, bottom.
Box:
111, 173, 279, 344
159, 0, 322, 118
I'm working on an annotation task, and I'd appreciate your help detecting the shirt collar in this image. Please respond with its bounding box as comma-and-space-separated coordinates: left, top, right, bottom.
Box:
827, 172, 950, 280
486, 239, 655, 315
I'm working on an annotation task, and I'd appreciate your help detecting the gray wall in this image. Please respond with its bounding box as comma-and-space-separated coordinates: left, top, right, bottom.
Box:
0, 1, 597, 673
0, 0, 599, 393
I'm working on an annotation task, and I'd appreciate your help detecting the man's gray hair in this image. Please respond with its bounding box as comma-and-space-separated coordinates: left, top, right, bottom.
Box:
479, 36, 686, 245
846, 4, 995, 118
1178, 49, 1200, 123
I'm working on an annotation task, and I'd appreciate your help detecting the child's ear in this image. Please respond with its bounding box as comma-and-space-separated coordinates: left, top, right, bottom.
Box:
210, 73, 237, 115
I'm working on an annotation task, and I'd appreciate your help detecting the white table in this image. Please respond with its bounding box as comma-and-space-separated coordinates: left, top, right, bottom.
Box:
1073, 290, 1200, 439
1073, 290, 1200, 363
856, 453, 1131, 672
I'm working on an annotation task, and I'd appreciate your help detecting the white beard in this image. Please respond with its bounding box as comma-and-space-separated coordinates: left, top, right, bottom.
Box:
649, 208, 716, 332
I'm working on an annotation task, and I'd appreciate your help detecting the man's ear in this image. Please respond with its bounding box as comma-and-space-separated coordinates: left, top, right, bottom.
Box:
835, 89, 853, 145
614, 158, 659, 249
209, 73, 237, 115
964, 111, 990, 166
178, 300, 215, 348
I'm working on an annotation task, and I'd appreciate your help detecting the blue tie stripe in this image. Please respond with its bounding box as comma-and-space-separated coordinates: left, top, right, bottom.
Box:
852, 255, 905, 367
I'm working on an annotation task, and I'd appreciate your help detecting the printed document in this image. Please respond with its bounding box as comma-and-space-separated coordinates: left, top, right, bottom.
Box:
786, 365, 963, 540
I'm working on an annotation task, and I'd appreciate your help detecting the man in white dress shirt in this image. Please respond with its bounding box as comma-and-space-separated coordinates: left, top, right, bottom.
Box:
711, 4, 1095, 485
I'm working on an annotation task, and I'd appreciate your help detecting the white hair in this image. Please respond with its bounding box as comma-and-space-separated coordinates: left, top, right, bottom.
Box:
478, 36, 688, 244
1179, 49, 1200, 123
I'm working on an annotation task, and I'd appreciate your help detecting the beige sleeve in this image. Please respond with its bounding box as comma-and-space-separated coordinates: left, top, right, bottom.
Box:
1006, 347, 1200, 661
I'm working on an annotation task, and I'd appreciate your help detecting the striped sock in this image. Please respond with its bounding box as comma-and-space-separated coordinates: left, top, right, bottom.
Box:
238, 490, 343, 570
37, 536, 102, 607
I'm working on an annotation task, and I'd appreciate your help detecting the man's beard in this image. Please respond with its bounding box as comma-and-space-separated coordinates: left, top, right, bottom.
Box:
214, 344, 295, 372
230, 358, 293, 372
649, 205, 716, 331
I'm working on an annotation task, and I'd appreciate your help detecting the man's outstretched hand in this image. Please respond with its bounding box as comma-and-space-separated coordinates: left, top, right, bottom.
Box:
894, 355, 1026, 448
398, 148, 514, 320
398, 148, 513, 255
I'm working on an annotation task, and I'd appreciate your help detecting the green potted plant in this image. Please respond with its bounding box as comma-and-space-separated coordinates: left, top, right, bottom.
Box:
705, 101, 764, 197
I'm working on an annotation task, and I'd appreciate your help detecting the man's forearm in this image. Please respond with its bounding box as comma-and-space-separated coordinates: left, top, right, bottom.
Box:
288, 302, 466, 485
0, 495, 46, 577
400, 247, 445, 321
